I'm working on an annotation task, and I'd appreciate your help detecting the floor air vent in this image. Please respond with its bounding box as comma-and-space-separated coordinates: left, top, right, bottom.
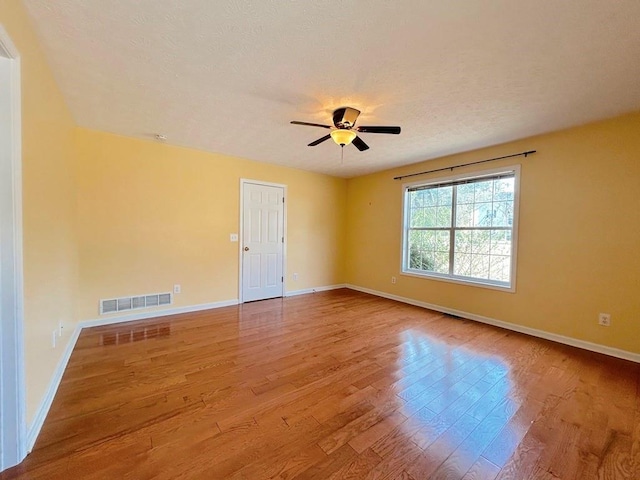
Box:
100, 292, 172, 315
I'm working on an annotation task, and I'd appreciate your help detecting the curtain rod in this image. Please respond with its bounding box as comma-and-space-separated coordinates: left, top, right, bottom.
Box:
393, 150, 537, 181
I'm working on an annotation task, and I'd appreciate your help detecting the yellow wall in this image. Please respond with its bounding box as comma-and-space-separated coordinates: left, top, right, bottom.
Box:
74, 129, 347, 320
0, 3, 79, 423
346, 112, 640, 353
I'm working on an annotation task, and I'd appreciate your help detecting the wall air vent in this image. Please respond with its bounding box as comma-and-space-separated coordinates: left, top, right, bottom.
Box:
100, 291, 172, 315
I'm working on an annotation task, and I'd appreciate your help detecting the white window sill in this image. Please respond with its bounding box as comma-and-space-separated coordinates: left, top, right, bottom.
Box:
400, 270, 516, 293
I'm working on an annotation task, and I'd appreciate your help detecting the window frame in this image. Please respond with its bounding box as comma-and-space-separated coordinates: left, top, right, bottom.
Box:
400, 164, 521, 292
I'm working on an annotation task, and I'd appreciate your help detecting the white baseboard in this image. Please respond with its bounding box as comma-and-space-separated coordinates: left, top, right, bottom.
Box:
26, 298, 238, 452
26, 324, 81, 452
346, 284, 640, 363
285, 284, 346, 297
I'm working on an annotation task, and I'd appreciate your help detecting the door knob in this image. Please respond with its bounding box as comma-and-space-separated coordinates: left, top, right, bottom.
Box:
244, 246, 249, 251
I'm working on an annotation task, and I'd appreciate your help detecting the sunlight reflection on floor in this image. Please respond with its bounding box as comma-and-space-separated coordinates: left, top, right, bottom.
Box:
396, 328, 519, 474
99, 322, 171, 346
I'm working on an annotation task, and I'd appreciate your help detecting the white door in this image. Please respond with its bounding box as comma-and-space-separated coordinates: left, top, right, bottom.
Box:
241, 182, 285, 302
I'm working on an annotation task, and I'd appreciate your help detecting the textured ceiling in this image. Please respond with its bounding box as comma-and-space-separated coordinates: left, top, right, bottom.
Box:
22, 0, 640, 178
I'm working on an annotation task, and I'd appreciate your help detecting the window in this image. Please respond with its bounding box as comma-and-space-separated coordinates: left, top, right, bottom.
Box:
402, 166, 520, 290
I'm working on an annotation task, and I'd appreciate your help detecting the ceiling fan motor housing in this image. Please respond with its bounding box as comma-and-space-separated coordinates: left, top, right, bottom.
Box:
333, 107, 361, 129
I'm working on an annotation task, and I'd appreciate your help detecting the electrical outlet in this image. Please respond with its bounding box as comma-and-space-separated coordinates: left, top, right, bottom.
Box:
293, 273, 298, 281
174, 284, 181, 294
391, 276, 397, 284
230, 233, 238, 242
52, 330, 57, 348
598, 313, 611, 326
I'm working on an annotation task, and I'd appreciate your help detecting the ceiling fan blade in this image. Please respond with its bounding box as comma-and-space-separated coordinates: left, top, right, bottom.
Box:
352, 136, 369, 151
357, 126, 401, 134
291, 121, 332, 129
308, 134, 331, 146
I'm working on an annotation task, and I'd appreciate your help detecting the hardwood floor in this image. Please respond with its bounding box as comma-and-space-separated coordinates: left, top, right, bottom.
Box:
3, 289, 639, 479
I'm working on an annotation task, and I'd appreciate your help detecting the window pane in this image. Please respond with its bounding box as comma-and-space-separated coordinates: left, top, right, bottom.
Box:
411, 191, 424, 208
423, 189, 438, 207
409, 207, 418, 227
424, 230, 438, 250
489, 255, 510, 282
473, 202, 493, 227
435, 230, 450, 252
410, 205, 451, 228
454, 230, 472, 253
454, 252, 471, 276
407, 230, 429, 270
410, 186, 453, 208
474, 180, 493, 202
455, 203, 473, 227
457, 184, 474, 204
418, 252, 435, 271
407, 229, 449, 273
471, 230, 491, 254
436, 206, 452, 227
469, 253, 490, 279
408, 234, 429, 270
434, 252, 449, 274
490, 230, 512, 256
408, 229, 421, 246
493, 178, 514, 202
437, 186, 453, 206
416, 207, 431, 228
492, 201, 513, 227
454, 230, 509, 283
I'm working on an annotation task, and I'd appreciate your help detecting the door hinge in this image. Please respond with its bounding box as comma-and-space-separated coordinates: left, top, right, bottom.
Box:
282, 197, 285, 203
281, 276, 284, 282
282, 236, 284, 243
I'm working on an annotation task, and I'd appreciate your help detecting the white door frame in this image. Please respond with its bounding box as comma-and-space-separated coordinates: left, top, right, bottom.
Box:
238, 179, 287, 303
0, 25, 26, 471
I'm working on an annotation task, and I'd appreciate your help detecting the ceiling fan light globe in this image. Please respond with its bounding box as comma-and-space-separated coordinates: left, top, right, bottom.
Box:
330, 129, 357, 146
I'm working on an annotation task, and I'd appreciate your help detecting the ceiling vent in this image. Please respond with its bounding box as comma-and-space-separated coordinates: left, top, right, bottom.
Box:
100, 292, 172, 315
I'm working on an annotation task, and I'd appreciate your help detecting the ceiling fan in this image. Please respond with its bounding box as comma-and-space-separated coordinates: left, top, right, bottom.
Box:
290, 107, 401, 151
